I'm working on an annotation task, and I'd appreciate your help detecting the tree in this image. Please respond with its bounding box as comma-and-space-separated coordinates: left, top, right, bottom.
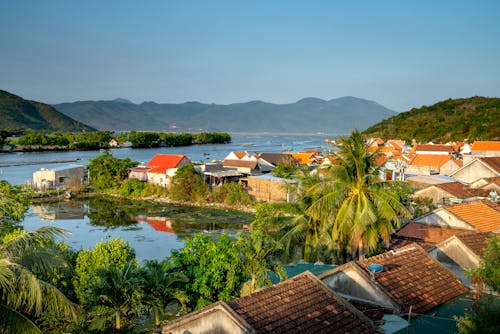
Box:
305, 130, 411, 262
168, 234, 245, 310
0, 181, 29, 227
73, 238, 137, 307
237, 231, 286, 296
456, 236, 500, 334
0, 227, 79, 333
87, 152, 138, 191
89, 262, 143, 331
167, 164, 208, 203
141, 260, 188, 328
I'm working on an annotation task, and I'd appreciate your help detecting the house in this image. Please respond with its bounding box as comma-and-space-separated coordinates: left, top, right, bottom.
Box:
33, 165, 85, 191
162, 271, 381, 334
406, 154, 461, 176
391, 222, 473, 250
413, 200, 500, 233
429, 233, 495, 288
319, 244, 468, 315
450, 157, 500, 184
221, 159, 262, 175
404, 174, 460, 189
143, 154, 192, 187
413, 181, 484, 206
470, 141, 500, 157
411, 143, 453, 155
258, 152, 296, 167
241, 174, 297, 202
223, 151, 255, 161
291, 152, 321, 165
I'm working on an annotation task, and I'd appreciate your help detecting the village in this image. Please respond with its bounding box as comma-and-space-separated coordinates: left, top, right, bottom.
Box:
29, 138, 500, 334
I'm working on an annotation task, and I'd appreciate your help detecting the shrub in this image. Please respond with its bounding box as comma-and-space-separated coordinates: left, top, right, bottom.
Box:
211, 182, 253, 206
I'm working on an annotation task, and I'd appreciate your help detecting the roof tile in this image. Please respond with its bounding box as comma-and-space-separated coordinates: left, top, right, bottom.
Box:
445, 201, 500, 232
471, 141, 500, 151
409, 154, 452, 167
396, 222, 473, 244
146, 154, 188, 169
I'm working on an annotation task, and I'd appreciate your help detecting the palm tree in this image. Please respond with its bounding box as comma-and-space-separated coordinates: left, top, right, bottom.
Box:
90, 261, 143, 331
141, 259, 188, 328
238, 231, 287, 296
306, 130, 411, 262
0, 226, 80, 333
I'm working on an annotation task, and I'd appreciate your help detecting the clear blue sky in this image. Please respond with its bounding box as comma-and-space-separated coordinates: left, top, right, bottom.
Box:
1, 0, 499, 111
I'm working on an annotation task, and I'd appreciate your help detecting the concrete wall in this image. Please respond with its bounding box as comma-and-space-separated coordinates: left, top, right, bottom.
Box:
246, 178, 290, 202
430, 239, 480, 270
33, 166, 84, 191
414, 210, 475, 230
452, 160, 499, 184
414, 187, 450, 205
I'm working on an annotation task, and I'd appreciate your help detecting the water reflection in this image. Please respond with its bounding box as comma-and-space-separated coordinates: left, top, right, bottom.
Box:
24, 196, 254, 261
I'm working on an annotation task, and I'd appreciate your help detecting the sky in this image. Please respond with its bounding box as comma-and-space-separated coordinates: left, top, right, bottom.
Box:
1, 0, 499, 112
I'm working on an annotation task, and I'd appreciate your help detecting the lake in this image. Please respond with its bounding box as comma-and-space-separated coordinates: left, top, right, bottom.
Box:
22, 197, 255, 262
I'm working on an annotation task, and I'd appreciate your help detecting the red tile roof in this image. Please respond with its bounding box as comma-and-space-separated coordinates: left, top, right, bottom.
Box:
227, 271, 379, 334
479, 157, 500, 174
456, 232, 495, 256
445, 201, 500, 232
435, 182, 474, 199
409, 154, 452, 167
471, 141, 500, 151
356, 244, 468, 313
414, 144, 452, 153
395, 222, 472, 244
146, 154, 189, 169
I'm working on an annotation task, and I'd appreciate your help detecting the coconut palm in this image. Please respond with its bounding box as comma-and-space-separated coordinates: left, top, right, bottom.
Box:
90, 261, 143, 331
141, 259, 189, 328
238, 231, 287, 296
0, 226, 80, 333
306, 130, 411, 262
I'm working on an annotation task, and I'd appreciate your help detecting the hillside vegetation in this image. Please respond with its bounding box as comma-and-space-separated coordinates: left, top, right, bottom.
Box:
363, 96, 500, 142
0, 90, 94, 132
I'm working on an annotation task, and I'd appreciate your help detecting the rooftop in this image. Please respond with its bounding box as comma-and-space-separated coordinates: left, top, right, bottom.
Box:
434, 182, 474, 199
395, 222, 472, 244
146, 154, 188, 169
409, 154, 453, 167
414, 144, 452, 152
445, 201, 500, 232
455, 232, 495, 256
471, 141, 500, 151
479, 157, 500, 174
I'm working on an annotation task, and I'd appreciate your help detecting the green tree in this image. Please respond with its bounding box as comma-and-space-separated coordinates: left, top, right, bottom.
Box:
169, 234, 245, 310
0, 181, 29, 227
73, 238, 136, 307
128, 131, 160, 148
141, 260, 188, 328
456, 236, 500, 334
0, 227, 79, 334
87, 152, 138, 191
167, 164, 208, 203
89, 262, 143, 331
237, 231, 286, 296
306, 130, 411, 262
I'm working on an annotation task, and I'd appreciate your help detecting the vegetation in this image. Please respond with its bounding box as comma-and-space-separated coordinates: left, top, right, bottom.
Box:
0, 89, 94, 132
456, 236, 500, 334
167, 164, 208, 203
87, 152, 138, 191
15, 130, 112, 150
210, 182, 253, 207
128, 131, 230, 147
363, 96, 500, 142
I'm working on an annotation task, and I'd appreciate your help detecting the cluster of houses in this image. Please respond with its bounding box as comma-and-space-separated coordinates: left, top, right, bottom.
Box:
30, 139, 500, 333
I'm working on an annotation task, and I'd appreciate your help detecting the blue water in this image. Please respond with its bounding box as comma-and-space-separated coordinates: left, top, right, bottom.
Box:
0, 133, 333, 185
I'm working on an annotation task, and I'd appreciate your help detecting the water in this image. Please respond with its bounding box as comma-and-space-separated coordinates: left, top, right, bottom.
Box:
21, 197, 255, 262
0, 133, 333, 185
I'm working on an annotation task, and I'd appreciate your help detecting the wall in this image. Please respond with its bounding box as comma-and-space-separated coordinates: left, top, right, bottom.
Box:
452, 160, 498, 184
246, 178, 290, 202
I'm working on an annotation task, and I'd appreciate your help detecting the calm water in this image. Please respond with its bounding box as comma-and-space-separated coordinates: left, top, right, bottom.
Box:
1, 133, 332, 261
22, 197, 255, 262
0, 133, 333, 185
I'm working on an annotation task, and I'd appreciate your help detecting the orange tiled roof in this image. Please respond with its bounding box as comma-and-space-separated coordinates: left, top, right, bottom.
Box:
374, 155, 388, 166
228, 271, 378, 334
233, 151, 248, 159
356, 244, 468, 313
409, 154, 452, 167
388, 140, 405, 150
445, 201, 500, 232
396, 222, 472, 244
292, 152, 315, 165
471, 141, 500, 151
146, 154, 189, 169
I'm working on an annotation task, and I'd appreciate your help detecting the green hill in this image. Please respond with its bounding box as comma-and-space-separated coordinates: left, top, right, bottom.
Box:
363, 96, 500, 142
0, 90, 94, 132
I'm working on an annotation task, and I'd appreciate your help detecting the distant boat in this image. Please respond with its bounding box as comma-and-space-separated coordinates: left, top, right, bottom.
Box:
242, 143, 253, 147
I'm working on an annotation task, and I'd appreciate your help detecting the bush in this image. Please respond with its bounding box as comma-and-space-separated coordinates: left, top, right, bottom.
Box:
167, 165, 208, 203
119, 179, 146, 197
211, 182, 253, 206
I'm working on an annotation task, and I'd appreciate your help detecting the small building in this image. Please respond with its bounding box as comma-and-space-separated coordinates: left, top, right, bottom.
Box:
470, 141, 500, 157
242, 174, 297, 202
162, 271, 381, 334
450, 157, 500, 184
407, 154, 461, 176
131, 154, 192, 188
392, 222, 473, 250
413, 181, 484, 206
319, 243, 468, 315
33, 165, 85, 191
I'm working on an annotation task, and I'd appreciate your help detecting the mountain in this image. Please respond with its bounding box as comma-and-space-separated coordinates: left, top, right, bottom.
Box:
363, 96, 500, 142
53, 96, 396, 134
0, 90, 95, 132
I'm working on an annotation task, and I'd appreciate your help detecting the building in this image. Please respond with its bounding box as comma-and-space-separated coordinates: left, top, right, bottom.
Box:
33, 165, 85, 191
406, 154, 461, 176
242, 174, 297, 202
162, 271, 380, 334
450, 157, 500, 184
470, 141, 500, 157
411, 144, 453, 155
129, 154, 191, 187
413, 181, 486, 206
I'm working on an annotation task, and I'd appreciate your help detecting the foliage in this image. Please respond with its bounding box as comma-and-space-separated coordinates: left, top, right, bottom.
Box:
128, 131, 160, 148
237, 230, 286, 296
410, 196, 436, 218
0, 227, 79, 333
272, 161, 299, 179
73, 238, 136, 307
210, 182, 253, 206
0, 181, 30, 226
456, 297, 500, 334
168, 234, 245, 310
467, 235, 500, 293
87, 152, 138, 191
167, 164, 208, 203
192, 132, 231, 144
119, 179, 168, 198
89, 262, 143, 331
15, 130, 112, 149
363, 96, 500, 142
127, 131, 231, 147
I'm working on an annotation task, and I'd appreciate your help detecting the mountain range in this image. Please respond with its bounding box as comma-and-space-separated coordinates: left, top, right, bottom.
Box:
0, 90, 94, 132
53, 96, 396, 134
